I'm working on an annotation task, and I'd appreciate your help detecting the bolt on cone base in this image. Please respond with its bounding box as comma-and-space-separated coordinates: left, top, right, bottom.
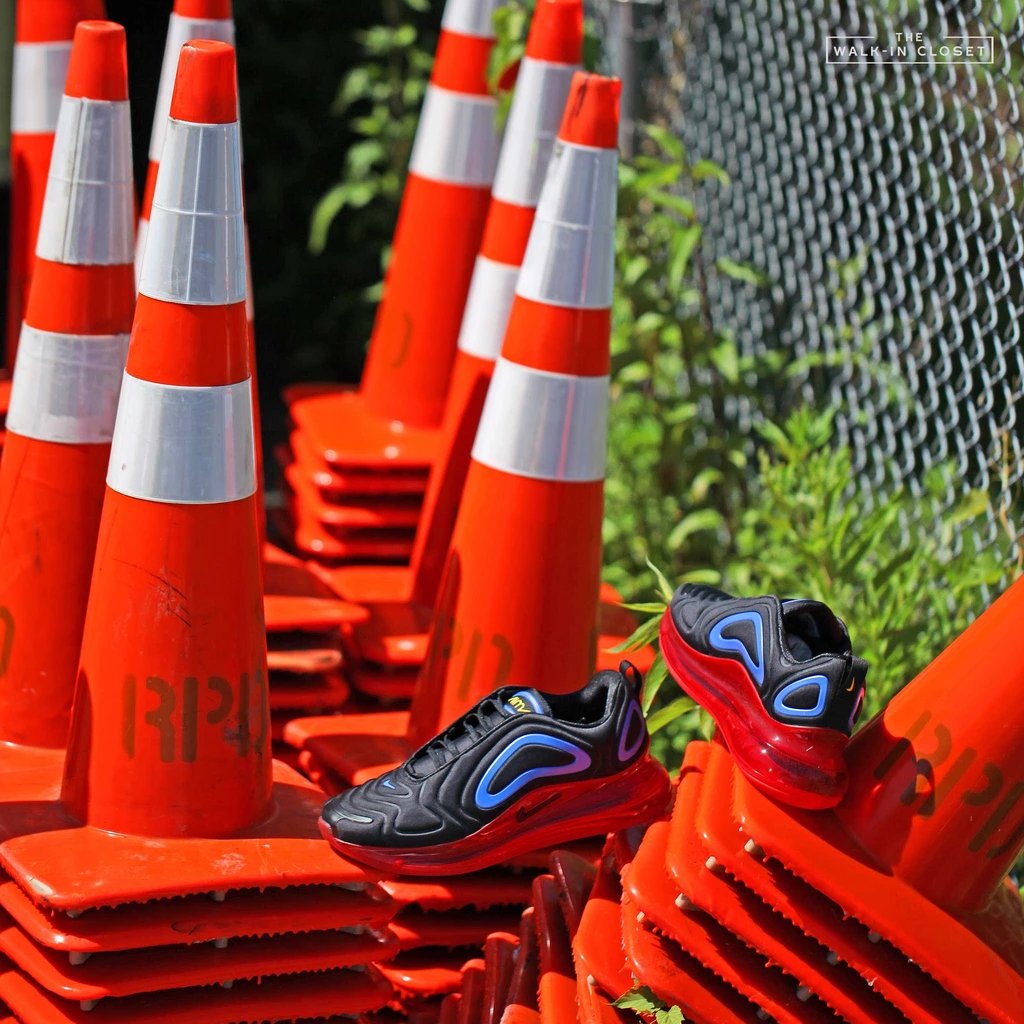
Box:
0, 878, 394, 954
696, 741, 1024, 1022
692, 741, 979, 1023
0, 964, 392, 1023
0, 754, 377, 913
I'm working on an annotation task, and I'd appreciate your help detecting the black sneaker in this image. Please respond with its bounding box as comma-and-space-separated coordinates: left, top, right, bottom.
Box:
319, 663, 671, 875
660, 584, 868, 809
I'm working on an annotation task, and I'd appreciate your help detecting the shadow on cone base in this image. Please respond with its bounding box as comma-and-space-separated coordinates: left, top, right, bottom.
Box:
61, 494, 271, 838
0, 436, 110, 747
837, 573, 1024, 914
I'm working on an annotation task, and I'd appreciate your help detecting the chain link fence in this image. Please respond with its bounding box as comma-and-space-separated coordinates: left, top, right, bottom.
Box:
592, 0, 1024, 572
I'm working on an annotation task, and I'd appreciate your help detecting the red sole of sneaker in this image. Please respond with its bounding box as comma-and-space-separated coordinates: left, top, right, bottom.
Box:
658, 612, 848, 810
318, 756, 671, 876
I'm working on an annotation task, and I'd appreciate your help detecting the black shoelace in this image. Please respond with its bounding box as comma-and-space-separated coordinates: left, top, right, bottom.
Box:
422, 698, 506, 771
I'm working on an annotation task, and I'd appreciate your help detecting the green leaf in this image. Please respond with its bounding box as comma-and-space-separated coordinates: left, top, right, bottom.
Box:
690, 158, 730, 185
640, 656, 669, 713
667, 509, 725, 549
620, 602, 670, 615
613, 986, 663, 1013
648, 191, 696, 219
716, 257, 771, 287
608, 614, 661, 653
646, 557, 676, 603
668, 224, 702, 290
647, 695, 694, 734
655, 1007, 686, 1024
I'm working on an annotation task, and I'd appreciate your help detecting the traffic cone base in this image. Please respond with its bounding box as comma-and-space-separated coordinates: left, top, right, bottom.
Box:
0, 877, 393, 955
481, 932, 519, 1024
0, 754, 375, 913
382, 872, 537, 913
283, 464, 421, 529
655, 775, 891, 1023
286, 428, 428, 496
320, 562, 414, 604
0, 913, 397, 1002
390, 908, 520, 953
571, 859, 631, 1012
0, 966, 392, 1024
289, 388, 443, 471
376, 951, 467, 998
262, 542, 370, 633
532, 875, 577, 1024
680, 744, 969, 1024
288, 507, 416, 563
619, 887, 759, 1024
267, 668, 350, 713
266, 635, 343, 675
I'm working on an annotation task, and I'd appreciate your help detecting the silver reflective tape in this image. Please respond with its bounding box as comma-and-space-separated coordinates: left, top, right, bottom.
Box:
134, 215, 149, 290
11, 41, 71, 134
472, 358, 608, 481
441, 0, 502, 38
517, 141, 618, 309
138, 119, 246, 305
409, 86, 500, 187
149, 13, 235, 162
6, 325, 129, 444
456, 255, 519, 361
492, 58, 578, 208
107, 374, 256, 504
36, 98, 134, 265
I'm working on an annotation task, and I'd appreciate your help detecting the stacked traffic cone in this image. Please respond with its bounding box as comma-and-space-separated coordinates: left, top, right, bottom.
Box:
4, 0, 107, 442
590, 578, 1024, 1023
0, 41, 398, 1023
304, 0, 586, 715
285, 71, 631, 787
0, 19, 134, 752
280, 0, 508, 566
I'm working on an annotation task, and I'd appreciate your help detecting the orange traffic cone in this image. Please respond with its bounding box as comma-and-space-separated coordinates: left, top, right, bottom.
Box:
5, 0, 107, 370
413, 70, 620, 738
287, 0, 507, 484
135, 0, 234, 285
0, 19, 134, 749
0, 42, 396, 1022
413, 0, 584, 609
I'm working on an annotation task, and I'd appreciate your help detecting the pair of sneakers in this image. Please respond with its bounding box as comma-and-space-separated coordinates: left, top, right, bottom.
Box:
321, 586, 867, 874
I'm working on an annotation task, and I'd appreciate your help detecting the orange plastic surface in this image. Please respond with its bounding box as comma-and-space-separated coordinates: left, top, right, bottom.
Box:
375, 949, 467, 997
381, 871, 536, 912
481, 931, 518, 1024
389, 908, 520, 952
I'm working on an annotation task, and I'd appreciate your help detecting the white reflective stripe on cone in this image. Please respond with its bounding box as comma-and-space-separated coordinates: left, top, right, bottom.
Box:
456, 254, 520, 361
149, 12, 235, 162
107, 374, 256, 504
36, 98, 135, 266
492, 57, 578, 208
6, 326, 130, 444
517, 139, 617, 309
134, 216, 150, 289
441, 0, 503, 39
471, 358, 608, 482
11, 41, 71, 134
409, 86, 501, 187
138, 119, 246, 306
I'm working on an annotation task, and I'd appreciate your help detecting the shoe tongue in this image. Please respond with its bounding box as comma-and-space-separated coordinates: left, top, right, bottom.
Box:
781, 598, 849, 660
502, 689, 552, 717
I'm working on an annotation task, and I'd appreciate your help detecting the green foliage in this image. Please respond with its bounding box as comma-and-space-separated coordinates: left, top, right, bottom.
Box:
613, 986, 686, 1022
621, 408, 1017, 767
309, 0, 436, 287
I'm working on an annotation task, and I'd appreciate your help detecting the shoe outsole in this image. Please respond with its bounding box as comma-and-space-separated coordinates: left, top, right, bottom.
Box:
319, 756, 671, 876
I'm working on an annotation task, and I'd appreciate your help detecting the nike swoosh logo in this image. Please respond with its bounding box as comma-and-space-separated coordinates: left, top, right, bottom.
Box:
516, 792, 560, 823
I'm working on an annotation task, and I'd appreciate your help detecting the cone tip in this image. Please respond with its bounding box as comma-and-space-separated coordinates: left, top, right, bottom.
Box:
64, 21, 128, 101
169, 39, 237, 124
16, 0, 107, 43
525, 0, 584, 64
558, 71, 620, 149
174, 0, 233, 18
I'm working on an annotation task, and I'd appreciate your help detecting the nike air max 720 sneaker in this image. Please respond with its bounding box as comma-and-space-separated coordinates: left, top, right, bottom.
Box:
660, 584, 868, 810
319, 663, 671, 875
